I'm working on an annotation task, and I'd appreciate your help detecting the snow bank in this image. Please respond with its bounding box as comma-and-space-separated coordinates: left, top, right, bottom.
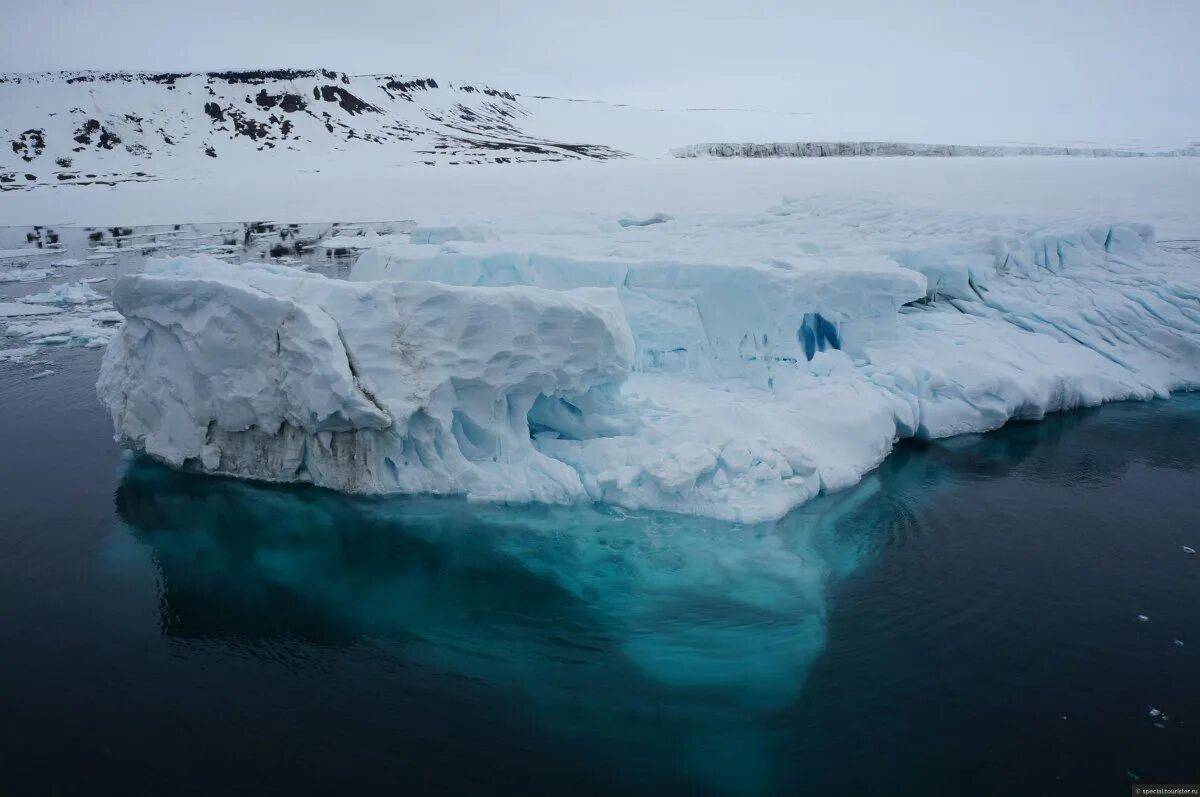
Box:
98, 256, 634, 504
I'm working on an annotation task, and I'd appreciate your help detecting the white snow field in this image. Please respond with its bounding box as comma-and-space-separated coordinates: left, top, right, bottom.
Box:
95, 162, 1200, 521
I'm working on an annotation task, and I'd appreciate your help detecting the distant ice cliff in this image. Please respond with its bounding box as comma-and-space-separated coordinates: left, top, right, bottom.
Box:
673, 141, 1200, 158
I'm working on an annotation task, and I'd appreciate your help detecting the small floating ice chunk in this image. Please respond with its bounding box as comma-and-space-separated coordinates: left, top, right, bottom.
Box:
0, 268, 52, 283
1137, 614, 1150, 622
0, 346, 38, 362
1174, 639, 1185, 647
0, 301, 66, 317
618, 212, 673, 228
20, 281, 106, 306
0, 248, 56, 259
3, 311, 121, 348
1149, 707, 1161, 717
90, 309, 124, 324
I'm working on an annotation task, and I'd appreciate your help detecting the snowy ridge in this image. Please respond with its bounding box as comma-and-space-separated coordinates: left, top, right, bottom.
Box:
0, 69, 624, 189
97, 199, 1200, 521
673, 141, 1200, 159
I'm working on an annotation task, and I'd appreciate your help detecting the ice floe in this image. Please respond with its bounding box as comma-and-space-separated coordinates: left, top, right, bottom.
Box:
618, 212, 673, 227
1, 280, 121, 355
20, 280, 106, 306
0, 247, 58, 259
0, 302, 65, 317
0, 268, 52, 283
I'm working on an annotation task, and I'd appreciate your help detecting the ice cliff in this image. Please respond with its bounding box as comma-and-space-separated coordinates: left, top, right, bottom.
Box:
98, 203, 1200, 521
98, 257, 634, 503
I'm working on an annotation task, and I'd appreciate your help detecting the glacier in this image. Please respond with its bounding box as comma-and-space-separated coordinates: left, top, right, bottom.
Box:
97, 199, 1200, 522
672, 141, 1200, 159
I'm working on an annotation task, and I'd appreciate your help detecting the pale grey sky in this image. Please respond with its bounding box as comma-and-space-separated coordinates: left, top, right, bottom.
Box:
3, 0, 1198, 143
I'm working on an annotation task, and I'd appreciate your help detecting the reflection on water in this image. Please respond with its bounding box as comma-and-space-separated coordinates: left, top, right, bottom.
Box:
102, 393, 1200, 794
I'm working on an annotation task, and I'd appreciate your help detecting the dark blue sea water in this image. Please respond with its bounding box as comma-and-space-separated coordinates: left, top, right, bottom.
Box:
2, 348, 1198, 795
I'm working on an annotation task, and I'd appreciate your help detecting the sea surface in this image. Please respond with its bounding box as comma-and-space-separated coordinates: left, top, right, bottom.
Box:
1, 224, 1198, 795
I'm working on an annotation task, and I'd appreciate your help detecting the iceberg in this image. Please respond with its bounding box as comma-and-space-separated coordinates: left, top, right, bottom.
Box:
98, 201, 1200, 522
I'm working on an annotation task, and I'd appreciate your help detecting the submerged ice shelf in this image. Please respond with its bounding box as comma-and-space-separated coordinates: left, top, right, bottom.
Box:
97, 202, 1200, 521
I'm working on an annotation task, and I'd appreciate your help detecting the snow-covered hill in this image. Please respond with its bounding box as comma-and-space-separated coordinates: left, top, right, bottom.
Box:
0, 69, 625, 189
9, 68, 1195, 193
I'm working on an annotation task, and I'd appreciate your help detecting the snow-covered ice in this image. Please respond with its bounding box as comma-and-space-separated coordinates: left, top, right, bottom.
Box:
98, 192, 1200, 521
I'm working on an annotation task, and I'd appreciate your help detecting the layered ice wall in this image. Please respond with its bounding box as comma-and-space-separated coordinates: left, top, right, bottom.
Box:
98, 257, 634, 503
99, 201, 1200, 522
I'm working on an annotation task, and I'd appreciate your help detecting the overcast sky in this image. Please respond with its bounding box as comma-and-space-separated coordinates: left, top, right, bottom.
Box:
4, 0, 1198, 143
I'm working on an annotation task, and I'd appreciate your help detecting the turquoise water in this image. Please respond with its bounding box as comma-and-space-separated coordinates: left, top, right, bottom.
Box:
2, 350, 1198, 794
